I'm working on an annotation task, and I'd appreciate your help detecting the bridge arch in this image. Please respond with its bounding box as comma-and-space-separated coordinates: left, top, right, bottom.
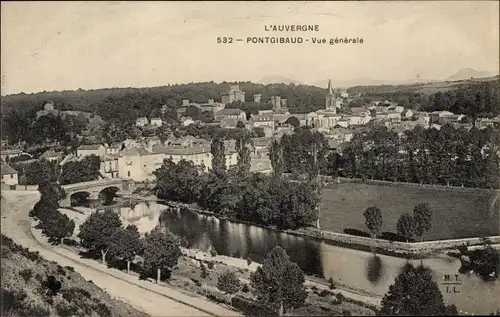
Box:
98, 186, 121, 206
69, 191, 93, 207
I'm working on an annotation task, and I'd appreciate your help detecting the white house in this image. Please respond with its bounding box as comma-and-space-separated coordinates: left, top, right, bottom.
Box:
215, 109, 247, 121
77, 144, 106, 158
1, 163, 18, 186
136, 117, 149, 127
150, 117, 163, 127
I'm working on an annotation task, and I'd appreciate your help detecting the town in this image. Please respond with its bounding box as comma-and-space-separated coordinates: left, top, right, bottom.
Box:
1, 2, 499, 317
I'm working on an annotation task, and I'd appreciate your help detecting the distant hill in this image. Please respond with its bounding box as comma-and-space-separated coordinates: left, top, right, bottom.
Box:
445, 68, 497, 81
312, 78, 436, 89
258, 76, 303, 85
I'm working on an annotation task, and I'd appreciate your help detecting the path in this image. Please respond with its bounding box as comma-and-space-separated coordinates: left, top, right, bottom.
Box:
1, 190, 241, 317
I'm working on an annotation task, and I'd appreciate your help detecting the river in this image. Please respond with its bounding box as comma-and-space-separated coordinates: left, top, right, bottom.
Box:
117, 201, 499, 315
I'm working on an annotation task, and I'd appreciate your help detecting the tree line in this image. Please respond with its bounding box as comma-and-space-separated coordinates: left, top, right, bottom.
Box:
273, 125, 499, 189
11, 155, 101, 186
154, 132, 319, 230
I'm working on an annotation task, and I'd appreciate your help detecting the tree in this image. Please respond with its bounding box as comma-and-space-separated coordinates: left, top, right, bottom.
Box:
413, 203, 432, 242
154, 158, 202, 203
250, 246, 307, 316
217, 270, 242, 305
211, 136, 226, 173
39, 212, 75, 245
235, 132, 252, 174
236, 121, 246, 129
285, 116, 300, 127
143, 226, 182, 283
269, 140, 284, 178
363, 206, 383, 252
109, 225, 143, 274
38, 181, 66, 205
397, 213, 415, 243
78, 209, 122, 264
380, 264, 455, 315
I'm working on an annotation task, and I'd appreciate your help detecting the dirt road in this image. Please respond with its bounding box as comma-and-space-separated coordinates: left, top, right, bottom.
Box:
1, 191, 239, 317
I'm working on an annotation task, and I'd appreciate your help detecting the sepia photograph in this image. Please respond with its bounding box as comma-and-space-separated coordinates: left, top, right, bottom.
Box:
1, 1, 499, 316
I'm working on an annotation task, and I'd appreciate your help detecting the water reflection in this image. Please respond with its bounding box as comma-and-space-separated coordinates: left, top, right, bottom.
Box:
156, 204, 498, 315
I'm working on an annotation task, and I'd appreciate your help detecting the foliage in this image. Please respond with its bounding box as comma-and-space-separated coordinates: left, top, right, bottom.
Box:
269, 140, 284, 178
154, 158, 202, 203
250, 246, 307, 315
396, 213, 416, 242
217, 271, 241, 295
211, 136, 226, 173
38, 212, 75, 244
235, 132, 252, 174
413, 203, 433, 241
77, 209, 122, 261
380, 263, 456, 316
59, 154, 101, 185
363, 206, 383, 237
333, 125, 500, 189
461, 246, 500, 281
109, 225, 143, 262
142, 226, 182, 275
11, 159, 58, 185
38, 181, 66, 204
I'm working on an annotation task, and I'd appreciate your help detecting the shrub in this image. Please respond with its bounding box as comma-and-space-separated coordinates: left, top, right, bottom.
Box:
311, 286, 318, 291
57, 265, 66, 276
319, 289, 332, 297
328, 277, 335, 289
65, 266, 75, 272
42, 275, 62, 296
246, 257, 253, 266
210, 249, 217, 257
191, 278, 202, 287
61, 288, 91, 302
207, 261, 215, 269
342, 309, 352, 316
343, 228, 371, 238
94, 302, 112, 317
200, 263, 209, 279
20, 269, 33, 282
457, 244, 468, 255
241, 284, 250, 293
336, 292, 344, 302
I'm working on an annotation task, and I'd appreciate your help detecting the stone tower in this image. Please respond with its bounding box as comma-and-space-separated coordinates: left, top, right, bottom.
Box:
325, 79, 336, 113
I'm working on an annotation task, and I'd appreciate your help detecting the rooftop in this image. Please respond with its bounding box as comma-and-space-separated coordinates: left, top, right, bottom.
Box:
216, 109, 245, 116
78, 144, 103, 151
1, 163, 17, 175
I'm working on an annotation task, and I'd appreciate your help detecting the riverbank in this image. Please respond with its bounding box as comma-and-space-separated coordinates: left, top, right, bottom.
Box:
161, 200, 500, 259
36, 210, 379, 316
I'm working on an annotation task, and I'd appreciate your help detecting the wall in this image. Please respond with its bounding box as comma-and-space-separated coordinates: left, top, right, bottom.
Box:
1, 173, 18, 186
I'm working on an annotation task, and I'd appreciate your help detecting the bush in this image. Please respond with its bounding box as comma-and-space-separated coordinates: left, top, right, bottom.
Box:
343, 228, 371, 238
65, 266, 75, 272
311, 286, 318, 291
210, 249, 217, 257
336, 293, 344, 301
342, 309, 352, 316
200, 263, 209, 279
246, 257, 253, 266
207, 261, 214, 269
94, 302, 111, 317
20, 269, 33, 282
57, 265, 66, 276
191, 278, 202, 287
457, 244, 468, 255
241, 284, 250, 293
319, 289, 332, 297
328, 277, 335, 289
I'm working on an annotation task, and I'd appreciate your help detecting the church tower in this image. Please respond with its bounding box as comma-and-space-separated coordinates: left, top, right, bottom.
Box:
325, 79, 336, 113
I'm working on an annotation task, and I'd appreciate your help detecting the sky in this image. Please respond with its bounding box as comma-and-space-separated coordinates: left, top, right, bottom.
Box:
1, 1, 499, 95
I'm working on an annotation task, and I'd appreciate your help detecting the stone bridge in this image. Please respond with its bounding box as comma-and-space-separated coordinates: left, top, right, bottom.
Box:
60, 178, 136, 207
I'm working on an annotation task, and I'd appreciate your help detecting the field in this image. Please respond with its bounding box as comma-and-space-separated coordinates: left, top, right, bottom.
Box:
319, 182, 499, 241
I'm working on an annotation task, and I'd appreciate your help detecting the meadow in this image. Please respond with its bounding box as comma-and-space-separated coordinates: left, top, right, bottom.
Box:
319, 182, 499, 241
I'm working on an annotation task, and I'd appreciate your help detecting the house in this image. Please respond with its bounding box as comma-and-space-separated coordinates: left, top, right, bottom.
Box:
181, 117, 195, 126
77, 144, 106, 158
249, 154, 272, 174
105, 143, 122, 155
401, 109, 414, 120
336, 119, 350, 128
136, 117, 149, 127
387, 111, 402, 122
214, 109, 246, 121
429, 111, 454, 123
150, 117, 163, 127
39, 150, 64, 163
100, 155, 119, 179
350, 107, 370, 116
330, 127, 354, 143
387, 105, 405, 113
220, 118, 240, 129
1, 163, 18, 186
251, 114, 275, 130
250, 137, 271, 156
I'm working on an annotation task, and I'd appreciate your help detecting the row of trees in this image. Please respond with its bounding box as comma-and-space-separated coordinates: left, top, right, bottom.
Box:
29, 182, 75, 245
11, 155, 101, 186
362, 203, 433, 244
332, 125, 499, 189
154, 132, 320, 230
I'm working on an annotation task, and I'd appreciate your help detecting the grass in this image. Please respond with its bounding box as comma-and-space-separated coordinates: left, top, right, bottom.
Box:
319, 183, 499, 241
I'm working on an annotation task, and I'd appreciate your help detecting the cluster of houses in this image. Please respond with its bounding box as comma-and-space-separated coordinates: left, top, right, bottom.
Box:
2, 81, 499, 187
